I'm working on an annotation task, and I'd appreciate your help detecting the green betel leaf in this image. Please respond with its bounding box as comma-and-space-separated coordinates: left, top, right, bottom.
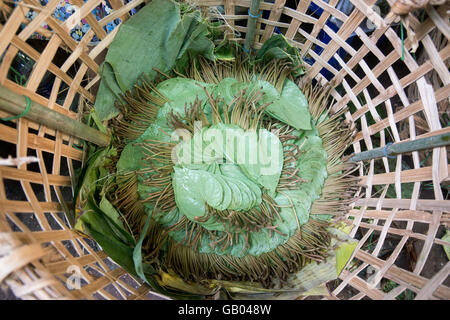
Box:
116, 143, 144, 173
174, 124, 283, 196
83, 221, 137, 278
256, 34, 291, 60
442, 230, 450, 261
94, 0, 216, 121
214, 44, 235, 61
328, 227, 359, 276
213, 79, 279, 107
95, 0, 181, 120
265, 79, 311, 130
133, 210, 153, 283
212, 78, 240, 105
157, 78, 215, 118
238, 128, 283, 196
176, 13, 215, 61
172, 166, 261, 230
99, 195, 128, 235
94, 63, 123, 121
274, 189, 311, 226
74, 146, 117, 215
172, 167, 207, 219
256, 34, 304, 77
79, 193, 135, 246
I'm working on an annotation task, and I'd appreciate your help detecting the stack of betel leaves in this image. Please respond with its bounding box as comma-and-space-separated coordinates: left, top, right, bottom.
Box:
74, 0, 360, 299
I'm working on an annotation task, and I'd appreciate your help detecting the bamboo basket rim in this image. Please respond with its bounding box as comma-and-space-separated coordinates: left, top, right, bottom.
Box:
0, 0, 449, 300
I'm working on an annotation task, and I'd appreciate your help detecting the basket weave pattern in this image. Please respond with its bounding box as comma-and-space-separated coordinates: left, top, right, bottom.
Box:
0, 0, 449, 300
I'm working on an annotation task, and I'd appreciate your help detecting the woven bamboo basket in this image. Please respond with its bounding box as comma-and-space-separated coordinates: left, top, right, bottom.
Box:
0, 0, 449, 300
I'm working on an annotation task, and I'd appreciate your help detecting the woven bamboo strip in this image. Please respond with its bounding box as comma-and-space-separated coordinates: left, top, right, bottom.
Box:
360, 165, 450, 185
300, 0, 340, 57
356, 198, 450, 211
0, 244, 50, 282
355, 250, 450, 299
357, 221, 447, 244
260, 0, 285, 42
353, 84, 449, 142
414, 262, 450, 299
332, 8, 447, 111
0, 167, 71, 186
348, 209, 450, 224
0, 124, 83, 160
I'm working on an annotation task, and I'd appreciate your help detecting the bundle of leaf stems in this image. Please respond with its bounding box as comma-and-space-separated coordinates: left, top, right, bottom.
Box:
100, 53, 359, 288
